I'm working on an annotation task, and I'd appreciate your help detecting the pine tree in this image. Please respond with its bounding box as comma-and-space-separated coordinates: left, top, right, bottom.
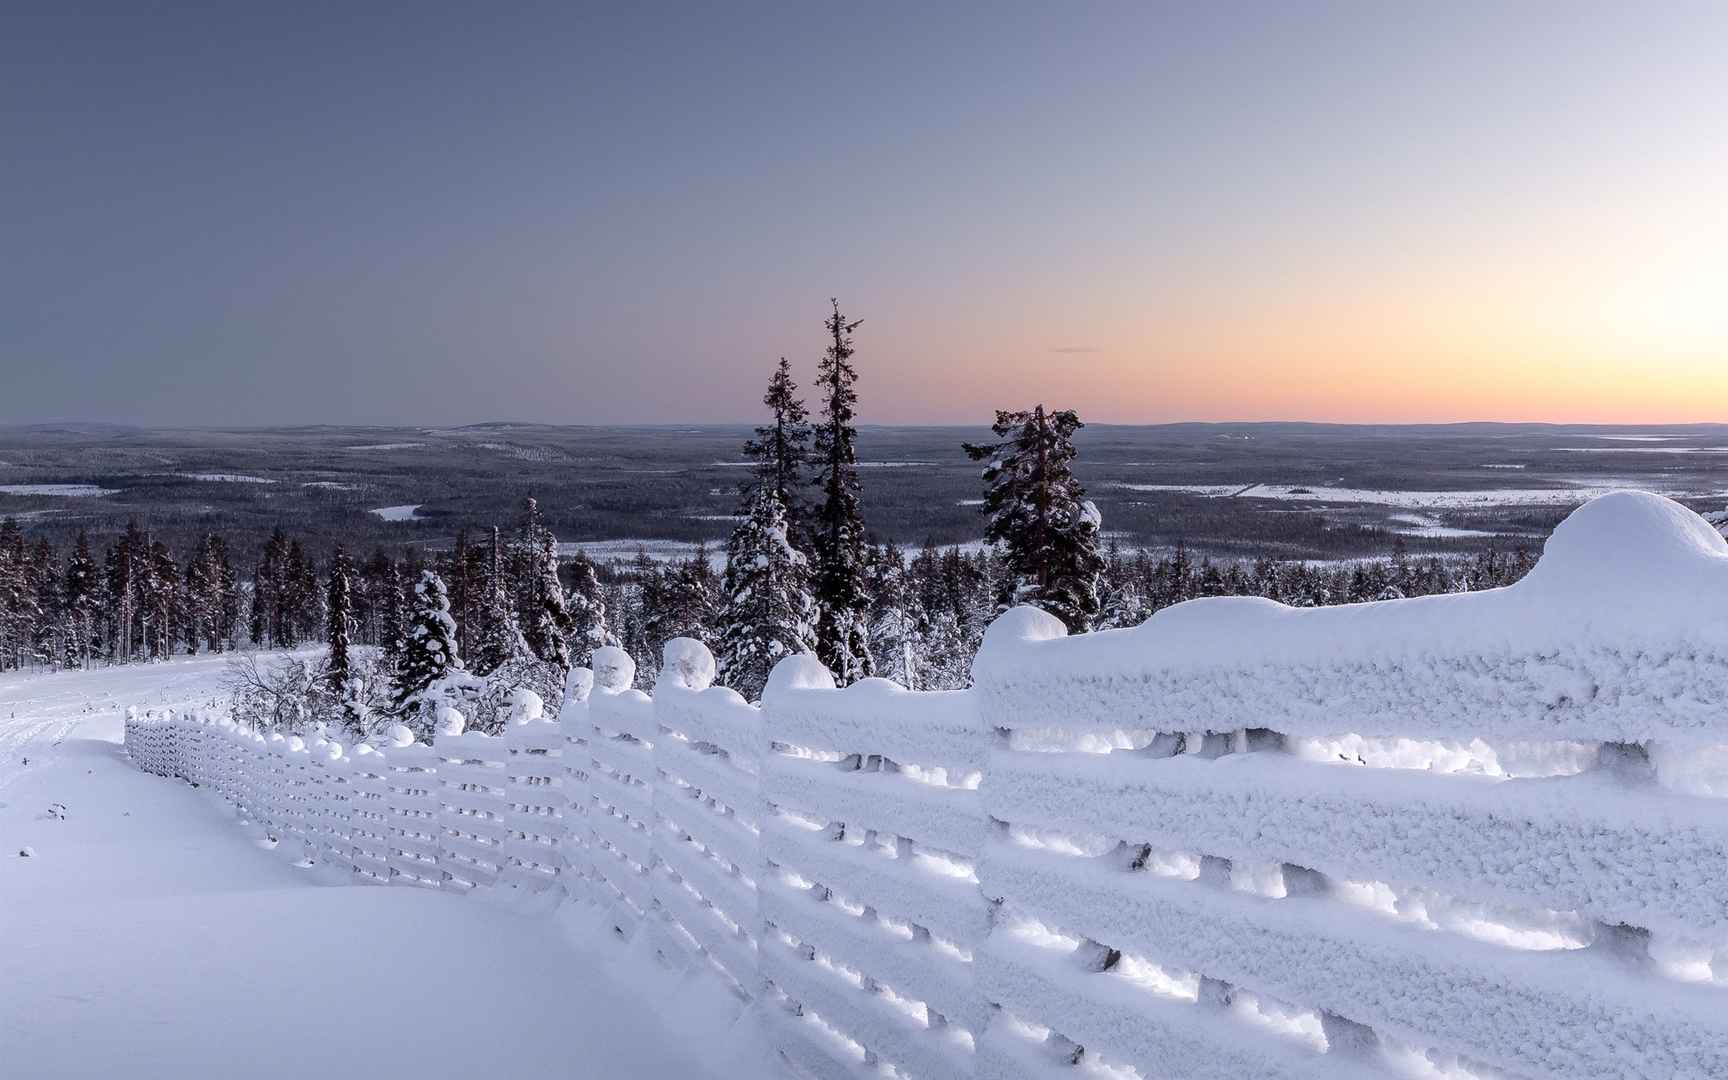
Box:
28, 538, 64, 668
326, 546, 355, 691
511, 497, 573, 672
717, 486, 817, 700
390, 570, 464, 725
62, 531, 99, 667
376, 560, 407, 668
741, 357, 811, 545
251, 528, 289, 647
809, 298, 873, 683
471, 527, 526, 675
563, 550, 609, 668
963, 405, 1105, 633
449, 528, 486, 661
0, 520, 33, 669
644, 549, 718, 656
326, 546, 368, 737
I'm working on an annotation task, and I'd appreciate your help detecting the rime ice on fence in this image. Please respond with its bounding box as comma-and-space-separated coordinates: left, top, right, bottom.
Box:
651, 638, 764, 997
500, 689, 568, 896
585, 646, 660, 933
969, 491, 1728, 1080
759, 656, 988, 1079
122, 491, 1728, 1080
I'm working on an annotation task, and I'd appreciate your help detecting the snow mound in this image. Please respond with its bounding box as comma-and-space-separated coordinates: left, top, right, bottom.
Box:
659, 638, 717, 692
1521, 489, 1727, 596
764, 652, 836, 695
591, 646, 636, 692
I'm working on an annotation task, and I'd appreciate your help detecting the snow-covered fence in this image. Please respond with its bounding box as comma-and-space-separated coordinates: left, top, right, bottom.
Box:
584, 647, 661, 931
124, 492, 1728, 1080
968, 491, 1728, 1080
499, 691, 568, 896
435, 721, 511, 892
650, 640, 765, 998
758, 660, 989, 1080
380, 727, 444, 887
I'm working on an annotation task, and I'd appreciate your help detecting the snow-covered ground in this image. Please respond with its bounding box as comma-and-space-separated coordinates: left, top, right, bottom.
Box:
0, 484, 117, 497
1111, 480, 1724, 507
0, 656, 772, 1079
370, 504, 422, 521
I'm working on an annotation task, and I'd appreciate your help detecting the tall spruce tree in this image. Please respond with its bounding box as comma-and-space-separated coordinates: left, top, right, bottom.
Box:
717, 486, 816, 700
741, 357, 811, 545
644, 548, 718, 657
62, 531, 99, 667
963, 405, 1105, 633
326, 546, 355, 692
326, 546, 369, 737
563, 550, 609, 668
511, 497, 573, 672
471, 527, 526, 675
809, 298, 873, 683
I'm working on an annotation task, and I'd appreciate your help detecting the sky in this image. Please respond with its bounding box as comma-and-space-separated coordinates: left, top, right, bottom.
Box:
4, 3, 1726, 427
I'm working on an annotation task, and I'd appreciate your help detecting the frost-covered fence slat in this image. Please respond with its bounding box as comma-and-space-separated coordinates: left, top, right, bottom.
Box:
586, 648, 659, 934
435, 728, 509, 892
382, 730, 443, 888
651, 639, 764, 998
558, 667, 596, 900
969, 493, 1728, 1080
500, 691, 568, 896
760, 658, 990, 1080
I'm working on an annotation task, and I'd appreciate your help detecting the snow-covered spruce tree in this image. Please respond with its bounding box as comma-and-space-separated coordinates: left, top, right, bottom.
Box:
375, 559, 407, 669
564, 550, 610, 668
809, 298, 873, 683
962, 405, 1105, 633
866, 540, 927, 689
325, 546, 369, 738
741, 357, 811, 546
61, 531, 99, 668
510, 497, 573, 673
470, 526, 526, 676
390, 570, 465, 733
644, 548, 719, 657
717, 485, 817, 701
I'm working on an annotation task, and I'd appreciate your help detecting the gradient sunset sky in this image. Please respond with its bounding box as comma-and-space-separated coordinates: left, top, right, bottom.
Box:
5, 4, 1725, 426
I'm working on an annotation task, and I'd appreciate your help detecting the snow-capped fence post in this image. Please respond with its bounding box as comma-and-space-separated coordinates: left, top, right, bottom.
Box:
382, 723, 444, 888
649, 637, 764, 998
499, 689, 568, 900
585, 646, 659, 936
758, 652, 989, 1079
433, 706, 509, 893
347, 741, 394, 883
558, 665, 595, 900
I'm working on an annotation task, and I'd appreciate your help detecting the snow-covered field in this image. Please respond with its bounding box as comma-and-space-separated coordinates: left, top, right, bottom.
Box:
0, 484, 117, 497
0, 656, 770, 1079
1111, 480, 1724, 508
369, 504, 422, 521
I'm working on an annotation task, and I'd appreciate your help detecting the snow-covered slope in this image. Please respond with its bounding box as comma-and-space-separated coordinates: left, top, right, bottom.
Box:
0, 656, 769, 1079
